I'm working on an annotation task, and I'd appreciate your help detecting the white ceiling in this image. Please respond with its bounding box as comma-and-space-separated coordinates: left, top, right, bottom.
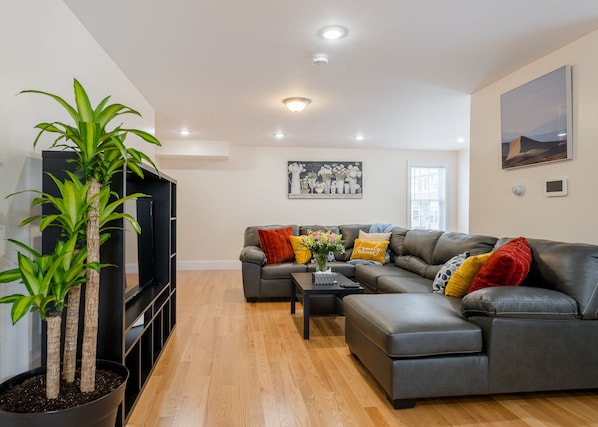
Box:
63, 0, 598, 151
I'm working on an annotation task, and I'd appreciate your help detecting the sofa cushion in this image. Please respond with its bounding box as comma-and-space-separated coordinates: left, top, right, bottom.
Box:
433, 252, 469, 294
377, 274, 434, 294
261, 262, 307, 279
354, 264, 407, 293
343, 293, 482, 357
258, 227, 295, 264
394, 255, 441, 280
445, 252, 494, 297
338, 224, 370, 249
403, 229, 444, 264
350, 239, 389, 264
289, 235, 311, 264
462, 286, 579, 320
523, 238, 598, 319
469, 237, 531, 293
388, 227, 409, 256
431, 232, 497, 264
393, 229, 444, 279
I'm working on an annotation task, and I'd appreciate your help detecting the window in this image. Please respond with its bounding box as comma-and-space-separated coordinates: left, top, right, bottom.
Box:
408, 166, 446, 230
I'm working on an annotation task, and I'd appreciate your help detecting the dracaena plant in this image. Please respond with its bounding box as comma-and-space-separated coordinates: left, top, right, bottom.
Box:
12, 172, 145, 388
0, 236, 93, 399
10, 79, 160, 396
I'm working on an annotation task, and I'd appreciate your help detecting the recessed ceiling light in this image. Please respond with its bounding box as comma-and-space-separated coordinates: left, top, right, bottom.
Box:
282, 97, 311, 112
318, 26, 349, 40
456, 137, 465, 143
179, 129, 191, 136
274, 132, 285, 139
354, 134, 365, 141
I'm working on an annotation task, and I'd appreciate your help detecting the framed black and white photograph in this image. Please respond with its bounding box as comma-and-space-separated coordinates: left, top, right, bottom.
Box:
501, 65, 573, 169
287, 161, 363, 199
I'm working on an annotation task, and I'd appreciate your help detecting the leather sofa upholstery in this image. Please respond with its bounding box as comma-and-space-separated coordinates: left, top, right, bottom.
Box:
240, 224, 598, 408
344, 235, 598, 408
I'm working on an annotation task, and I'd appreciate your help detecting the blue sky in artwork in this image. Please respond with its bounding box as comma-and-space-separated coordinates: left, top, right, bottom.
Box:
501, 66, 569, 143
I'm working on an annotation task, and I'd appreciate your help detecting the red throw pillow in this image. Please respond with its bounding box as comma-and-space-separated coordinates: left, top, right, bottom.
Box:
258, 227, 295, 264
468, 237, 531, 293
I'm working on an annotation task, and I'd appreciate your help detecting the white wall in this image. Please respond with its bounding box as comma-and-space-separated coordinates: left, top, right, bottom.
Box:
159, 146, 459, 269
456, 148, 470, 233
0, 0, 155, 381
470, 28, 598, 244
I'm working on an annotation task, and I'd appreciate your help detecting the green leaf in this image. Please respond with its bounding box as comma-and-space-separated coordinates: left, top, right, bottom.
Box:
0, 270, 22, 284
93, 95, 111, 118
121, 129, 161, 146
0, 294, 22, 304
6, 239, 42, 258
96, 103, 140, 130
19, 90, 79, 123
17, 252, 41, 296
73, 79, 94, 123
10, 295, 35, 324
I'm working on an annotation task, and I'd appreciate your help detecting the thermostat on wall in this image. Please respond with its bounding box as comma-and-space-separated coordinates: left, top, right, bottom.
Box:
545, 178, 567, 197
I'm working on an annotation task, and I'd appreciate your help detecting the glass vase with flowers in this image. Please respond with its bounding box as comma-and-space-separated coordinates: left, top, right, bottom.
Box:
300, 230, 345, 272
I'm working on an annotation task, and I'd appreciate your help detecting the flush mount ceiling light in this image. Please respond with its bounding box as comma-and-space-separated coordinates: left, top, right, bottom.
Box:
282, 97, 311, 112
318, 25, 348, 40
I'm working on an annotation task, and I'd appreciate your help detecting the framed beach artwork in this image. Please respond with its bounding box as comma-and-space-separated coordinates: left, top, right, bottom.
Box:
287, 161, 363, 199
501, 65, 573, 169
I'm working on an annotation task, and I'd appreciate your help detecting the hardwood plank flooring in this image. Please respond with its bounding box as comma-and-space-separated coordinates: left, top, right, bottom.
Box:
126, 270, 598, 426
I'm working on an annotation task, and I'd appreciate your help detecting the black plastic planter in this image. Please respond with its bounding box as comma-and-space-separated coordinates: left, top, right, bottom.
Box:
0, 360, 128, 427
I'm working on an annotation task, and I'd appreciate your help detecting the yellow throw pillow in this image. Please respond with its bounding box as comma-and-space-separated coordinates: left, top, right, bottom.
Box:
445, 251, 494, 297
350, 238, 389, 264
359, 229, 391, 242
289, 235, 312, 264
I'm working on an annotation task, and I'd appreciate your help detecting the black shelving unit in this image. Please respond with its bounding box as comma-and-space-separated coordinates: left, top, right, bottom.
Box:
41, 151, 177, 426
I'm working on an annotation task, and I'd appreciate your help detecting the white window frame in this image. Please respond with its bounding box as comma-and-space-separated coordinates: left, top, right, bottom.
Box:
407, 164, 447, 230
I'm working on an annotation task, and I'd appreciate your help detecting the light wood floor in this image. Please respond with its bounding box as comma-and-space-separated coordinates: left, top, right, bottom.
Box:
126, 270, 598, 427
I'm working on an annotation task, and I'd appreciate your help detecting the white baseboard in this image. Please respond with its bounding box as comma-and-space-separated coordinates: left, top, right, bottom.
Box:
177, 260, 241, 270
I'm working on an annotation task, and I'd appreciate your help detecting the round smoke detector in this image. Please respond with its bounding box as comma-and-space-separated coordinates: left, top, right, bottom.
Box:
312, 53, 329, 66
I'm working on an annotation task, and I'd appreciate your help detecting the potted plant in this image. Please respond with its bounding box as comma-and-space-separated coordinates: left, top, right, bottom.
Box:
0, 79, 160, 425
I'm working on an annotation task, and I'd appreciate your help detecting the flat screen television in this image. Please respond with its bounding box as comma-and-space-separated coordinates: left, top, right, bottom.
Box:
124, 197, 155, 302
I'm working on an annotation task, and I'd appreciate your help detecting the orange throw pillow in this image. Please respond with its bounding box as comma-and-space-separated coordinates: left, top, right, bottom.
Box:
258, 227, 295, 264
468, 237, 531, 293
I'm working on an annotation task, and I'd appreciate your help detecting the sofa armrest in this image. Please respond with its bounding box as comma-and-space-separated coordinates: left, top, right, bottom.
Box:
462, 286, 579, 320
239, 246, 266, 266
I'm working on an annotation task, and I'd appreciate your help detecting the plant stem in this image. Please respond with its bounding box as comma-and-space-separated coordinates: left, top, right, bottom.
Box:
80, 178, 101, 393
62, 285, 81, 383
46, 313, 61, 399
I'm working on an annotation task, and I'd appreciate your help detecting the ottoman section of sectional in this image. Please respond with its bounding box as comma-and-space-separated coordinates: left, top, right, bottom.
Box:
343, 293, 489, 406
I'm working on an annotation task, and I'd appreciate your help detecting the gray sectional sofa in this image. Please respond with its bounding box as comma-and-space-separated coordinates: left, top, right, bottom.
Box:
239, 224, 598, 408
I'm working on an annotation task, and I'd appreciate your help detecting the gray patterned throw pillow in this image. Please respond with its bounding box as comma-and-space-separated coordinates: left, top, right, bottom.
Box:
432, 252, 470, 294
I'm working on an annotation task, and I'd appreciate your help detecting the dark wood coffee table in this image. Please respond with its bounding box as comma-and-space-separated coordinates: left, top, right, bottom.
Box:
291, 272, 364, 339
